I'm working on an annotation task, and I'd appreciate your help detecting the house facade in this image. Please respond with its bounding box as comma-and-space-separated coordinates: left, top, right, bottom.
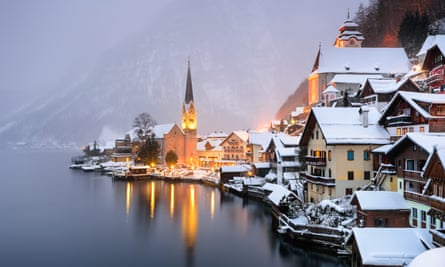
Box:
220, 130, 249, 162
299, 107, 390, 203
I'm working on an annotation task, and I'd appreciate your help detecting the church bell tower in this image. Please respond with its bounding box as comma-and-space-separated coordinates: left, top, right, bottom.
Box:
181, 60, 198, 167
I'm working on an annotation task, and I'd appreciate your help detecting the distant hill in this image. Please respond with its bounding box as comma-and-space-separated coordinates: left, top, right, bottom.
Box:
275, 79, 307, 121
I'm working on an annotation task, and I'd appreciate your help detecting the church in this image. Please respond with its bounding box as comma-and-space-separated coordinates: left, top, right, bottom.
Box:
307, 14, 411, 106
148, 61, 198, 167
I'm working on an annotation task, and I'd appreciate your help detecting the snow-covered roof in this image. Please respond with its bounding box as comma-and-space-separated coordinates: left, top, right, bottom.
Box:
206, 131, 228, 139
233, 130, 249, 142
220, 165, 251, 173
290, 106, 305, 117
353, 191, 409, 210
366, 78, 399, 94
372, 144, 393, 154
197, 139, 222, 151
152, 123, 177, 138
353, 228, 432, 266
322, 85, 339, 94
254, 162, 270, 169
424, 145, 445, 175
408, 247, 445, 267
382, 91, 445, 120
270, 133, 299, 158
311, 107, 390, 145
387, 132, 445, 156
313, 47, 410, 75
417, 34, 445, 56
262, 183, 297, 206
329, 74, 383, 85
248, 131, 273, 149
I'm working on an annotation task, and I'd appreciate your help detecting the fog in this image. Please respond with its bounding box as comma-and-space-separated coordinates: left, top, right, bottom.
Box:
0, 0, 366, 146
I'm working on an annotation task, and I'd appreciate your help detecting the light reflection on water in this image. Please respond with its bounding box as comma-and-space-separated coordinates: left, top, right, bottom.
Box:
0, 151, 348, 267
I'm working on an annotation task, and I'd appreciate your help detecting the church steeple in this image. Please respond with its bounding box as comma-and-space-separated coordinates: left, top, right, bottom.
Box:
334, 11, 364, 48
182, 60, 197, 132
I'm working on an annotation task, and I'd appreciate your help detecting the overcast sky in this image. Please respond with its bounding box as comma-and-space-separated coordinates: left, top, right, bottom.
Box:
0, 0, 366, 119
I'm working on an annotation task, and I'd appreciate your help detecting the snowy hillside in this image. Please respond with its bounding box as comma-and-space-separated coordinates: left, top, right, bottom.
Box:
0, 0, 309, 148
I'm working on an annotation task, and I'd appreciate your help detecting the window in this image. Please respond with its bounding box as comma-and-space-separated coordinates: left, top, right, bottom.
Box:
413, 144, 417, 151
348, 171, 354, 180
328, 187, 332, 196
363, 150, 370, 161
406, 159, 415, 171
347, 150, 354, 161
328, 168, 332, 177
412, 207, 418, 219
402, 128, 408, 135
396, 128, 401, 136
374, 218, 387, 227
431, 216, 437, 227
399, 181, 403, 190
421, 210, 427, 222
420, 126, 425, 133
328, 150, 332, 161
364, 171, 370, 180
316, 130, 319, 139
409, 127, 414, 132
345, 188, 353, 195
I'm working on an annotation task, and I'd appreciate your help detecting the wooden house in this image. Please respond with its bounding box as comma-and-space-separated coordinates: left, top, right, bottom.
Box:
351, 191, 410, 228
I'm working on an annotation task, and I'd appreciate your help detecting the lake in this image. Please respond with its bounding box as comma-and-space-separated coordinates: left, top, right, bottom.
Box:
0, 150, 348, 267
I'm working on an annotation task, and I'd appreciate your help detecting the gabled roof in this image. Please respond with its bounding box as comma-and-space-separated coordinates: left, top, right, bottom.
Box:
266, 133, 299, 158
353, 228, 433, 266
417, 34, 445, 57
311, 47, 410, 75
152, 123, 179, 138
380, 91, 445, 123
352, 191, 409, 210
220, 130, 249, 146
423, 145, 445, 176
248, 131, 273, 150
329, 74, 383, 85
300, 107, 390, 145
386, 132, 445, 156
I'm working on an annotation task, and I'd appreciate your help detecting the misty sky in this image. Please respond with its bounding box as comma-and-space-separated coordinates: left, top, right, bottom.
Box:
1, 0, 366, 132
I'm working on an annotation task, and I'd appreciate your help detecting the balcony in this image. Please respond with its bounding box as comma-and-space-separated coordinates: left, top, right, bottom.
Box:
385, 114, 412, 127
431, 196, 445, 212
402, 170, 424, 180
425, 73, 445, 87
404, 191, 430, 206
304, 156, 326, 166
300, 172, 335, 186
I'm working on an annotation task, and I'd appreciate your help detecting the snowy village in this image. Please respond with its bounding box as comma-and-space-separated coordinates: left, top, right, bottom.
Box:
69, 13, 445, 267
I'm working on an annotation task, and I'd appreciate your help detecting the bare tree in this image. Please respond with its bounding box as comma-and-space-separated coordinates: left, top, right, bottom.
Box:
133, 112, 156, 142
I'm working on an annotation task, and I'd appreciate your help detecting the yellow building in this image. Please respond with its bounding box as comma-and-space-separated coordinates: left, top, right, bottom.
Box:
299, 107, 390, 203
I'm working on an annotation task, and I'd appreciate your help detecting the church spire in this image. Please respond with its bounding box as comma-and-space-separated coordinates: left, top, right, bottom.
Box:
185, 59, 194, 105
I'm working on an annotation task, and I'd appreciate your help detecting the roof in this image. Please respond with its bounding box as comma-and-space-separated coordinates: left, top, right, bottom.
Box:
306, 107, 390, 145
381, 91, 445, 122
329, 74, 383, 85
220, 165, 251, 173
269, 133, 299, 158
152, 123, 177, 138
248, 131, 273, 149
184, 60, 194, 104
311, 47, 410, 75
409, 247, 445, 267
372, 144, 393, 154
353, 191, 409, 210
353, 228, 433, 266
323, 85, 339, 94
262, 183, 297, 206
233, 130, 249, 142
417, 34, 445, 56
424, 145, 445, 176
387, 132, 445, 156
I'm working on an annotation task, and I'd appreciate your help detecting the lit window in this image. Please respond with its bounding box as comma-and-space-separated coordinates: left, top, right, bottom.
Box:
402, 128, 407, 135
328, 150, 332, 161
396, 128, 401, 136
420, 126, 425, 133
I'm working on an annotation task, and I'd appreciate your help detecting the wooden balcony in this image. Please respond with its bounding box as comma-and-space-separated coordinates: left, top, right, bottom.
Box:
300, 172, 335, 186
385, 114, 412, 127
425, 73, 445, 87
431, 197, 445, 212
304, 156, 326, 167
402, 170, 424, 180
404, 191, 430, 206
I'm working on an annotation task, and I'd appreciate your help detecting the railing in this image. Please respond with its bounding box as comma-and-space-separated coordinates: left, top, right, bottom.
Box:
304, 156, 326, 166
385, 114, 412, 126
403, 170, 424, 180
300, 172, 335, 186
425, 73, 445, 86
431, 197, 445, 211
404, 191, 430, 206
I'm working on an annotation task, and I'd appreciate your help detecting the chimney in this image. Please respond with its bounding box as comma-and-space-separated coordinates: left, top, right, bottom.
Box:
359, 106, 369, 128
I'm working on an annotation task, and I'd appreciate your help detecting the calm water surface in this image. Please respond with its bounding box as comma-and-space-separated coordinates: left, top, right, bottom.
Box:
0, 150, 348, 267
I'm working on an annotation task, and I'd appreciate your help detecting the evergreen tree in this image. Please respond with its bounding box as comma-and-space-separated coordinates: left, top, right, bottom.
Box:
165, 150, 178, 167
137, 134, 160, 165
398, 10, 430, 58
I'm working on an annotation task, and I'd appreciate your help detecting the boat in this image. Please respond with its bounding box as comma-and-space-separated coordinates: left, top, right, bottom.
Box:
112, 165, 152, 180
